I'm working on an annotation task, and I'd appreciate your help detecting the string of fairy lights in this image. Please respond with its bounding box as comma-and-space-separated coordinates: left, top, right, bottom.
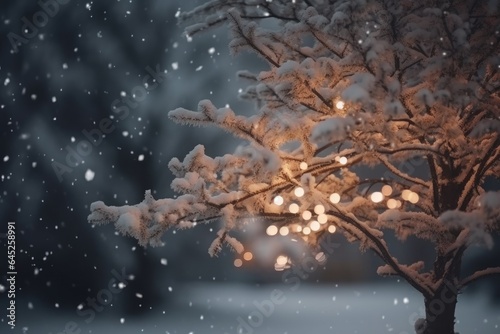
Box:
233, 99, 420, 269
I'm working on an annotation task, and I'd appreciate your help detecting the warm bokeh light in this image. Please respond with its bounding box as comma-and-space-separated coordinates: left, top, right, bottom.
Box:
295, 225, 303, 232
276, 255, 288, 266
314, 204, 325, 214
289, 203, 300, 214
339, 156, 348, 165
302, 210, 312, 220
266, 225, 278, 236
294, 187, 305, 197
328, 225, 337, 233
302, 226, 311, 235
381, 185, 393, 196
329, 193, 341, 204
234, 259, 243, 267
310, 220, 320, 231
387, 198, 398, 209
408, 192, 419, 204
370, 191, 384, 203
243, 251, 253, 261
273, 195, 284, 206
317, 213, 328, 224
299, 162, 308, 170
401, 189, 412, 201
279, 226, 289, 236
336, 100, 345, 110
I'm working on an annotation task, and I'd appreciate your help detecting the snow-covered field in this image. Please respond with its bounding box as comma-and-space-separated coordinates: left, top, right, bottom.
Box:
20, 283, 499, 334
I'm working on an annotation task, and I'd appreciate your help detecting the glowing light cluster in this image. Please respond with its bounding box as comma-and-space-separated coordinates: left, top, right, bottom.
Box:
402, 189, 419, 204
386, 198, 402, 209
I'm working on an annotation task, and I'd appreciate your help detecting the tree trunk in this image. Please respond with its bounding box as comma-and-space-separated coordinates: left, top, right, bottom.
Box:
421, 281, 458, 334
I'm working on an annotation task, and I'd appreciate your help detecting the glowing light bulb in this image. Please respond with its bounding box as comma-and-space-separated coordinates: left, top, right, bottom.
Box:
279, 226, 289, 236
310, 220, 320, 231
336, 100, 345, 110
302, 226, 311, 235
266, 225, 278, 236
317, 213, 328, 224
273, 195, 284, 206
294, 187, 305, 197
370, 191, 384, 203
339, 156, 348, 165
314, 204, 325, 215
289, 203, 300, 214
234, 259, 243, 267
387, 198, 398, 209
328, 225, 337, 233
243, 252, 253, 261
381, 185, 393, 196
299, 162, 308, 170
302, 210, 312, 220
329, 193, 341, 204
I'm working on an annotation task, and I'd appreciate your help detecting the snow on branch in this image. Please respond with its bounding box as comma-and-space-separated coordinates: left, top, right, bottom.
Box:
89, 0, 500, 300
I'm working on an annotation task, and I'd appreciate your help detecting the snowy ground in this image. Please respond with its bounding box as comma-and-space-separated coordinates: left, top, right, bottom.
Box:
17, 283, 499, 334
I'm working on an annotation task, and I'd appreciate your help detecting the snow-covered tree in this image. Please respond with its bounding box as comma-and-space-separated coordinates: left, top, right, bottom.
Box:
88, 1, 500, 333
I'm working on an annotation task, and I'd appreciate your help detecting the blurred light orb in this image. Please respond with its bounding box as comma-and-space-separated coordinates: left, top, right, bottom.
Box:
279, 226, 289, 236
370, 191, 384, 203
317, 213, 328, 224
408, 192, 419, 204
387, 198, 398, 209
329, 193, 341, 204
266, 225, 278, 236
273, 195, 284, 206
276, 255, 288, 266
336, 100, 345, 110
289, 203, 300, 214
381, 185, 393, 196
294, 187, 305, 197
310, 220, 320, 231
314, 204, 325, 214
243, 252, 253, 261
